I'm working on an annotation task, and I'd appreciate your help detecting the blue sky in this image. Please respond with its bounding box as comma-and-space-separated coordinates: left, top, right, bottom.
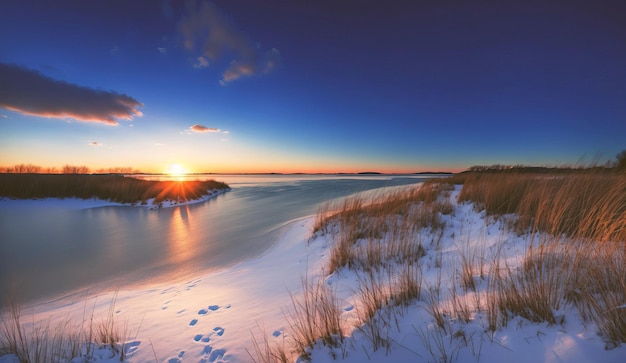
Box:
1, 0, 625, 173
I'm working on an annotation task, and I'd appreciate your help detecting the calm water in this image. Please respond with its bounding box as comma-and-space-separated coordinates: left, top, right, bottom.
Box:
0, 174, 439, 307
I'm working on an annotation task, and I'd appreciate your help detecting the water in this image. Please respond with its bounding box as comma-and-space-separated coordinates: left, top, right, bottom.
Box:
0, 174, 439, 307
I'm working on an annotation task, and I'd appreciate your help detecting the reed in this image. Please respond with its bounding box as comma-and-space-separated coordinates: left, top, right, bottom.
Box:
0, 174, 229, 205
267, 170, 626, 359
0, 297, 132, 362
458, 171, 626, 241
284, 278, 344, 361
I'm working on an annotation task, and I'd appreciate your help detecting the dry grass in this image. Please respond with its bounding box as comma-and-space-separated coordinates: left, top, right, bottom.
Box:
0, 296, 132, 362
284, 278, 344, 361
457, 171, 625, 241
458, 171, 626, 345
315, 182, 447, 275
0, 174, 229, 205
247, 323, 289, 363
258, 170, 626, 359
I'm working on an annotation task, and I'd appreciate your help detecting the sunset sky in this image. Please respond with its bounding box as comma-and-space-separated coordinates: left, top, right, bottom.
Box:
1, 0, 625, 173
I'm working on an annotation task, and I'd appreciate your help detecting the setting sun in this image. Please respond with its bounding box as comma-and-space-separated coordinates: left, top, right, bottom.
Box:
166, 163, 188, 176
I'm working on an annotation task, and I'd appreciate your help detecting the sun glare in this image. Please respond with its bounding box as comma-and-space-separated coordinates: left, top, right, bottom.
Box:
166, 163, 188, 177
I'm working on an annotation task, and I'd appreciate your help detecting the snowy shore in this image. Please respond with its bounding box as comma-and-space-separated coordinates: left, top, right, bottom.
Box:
1, 185, 624, 363
0, 188, 230, 210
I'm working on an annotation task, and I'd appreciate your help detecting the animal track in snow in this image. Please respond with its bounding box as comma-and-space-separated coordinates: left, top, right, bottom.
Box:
198, 348, 226, 363
192, 327, 225, 343
209, 348, 227, 362
194, 334, 211, 343
164, 350, 185, 363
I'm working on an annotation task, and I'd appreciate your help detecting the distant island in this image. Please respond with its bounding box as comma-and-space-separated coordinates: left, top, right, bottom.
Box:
0, 174, 230, 206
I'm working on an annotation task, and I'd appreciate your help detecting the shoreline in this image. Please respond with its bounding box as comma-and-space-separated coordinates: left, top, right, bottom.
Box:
0, 188, 230, 210
2, 173, 624, 363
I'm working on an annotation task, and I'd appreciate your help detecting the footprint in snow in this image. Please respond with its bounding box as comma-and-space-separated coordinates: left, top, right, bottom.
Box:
194, 334, 211, 343
164, 350, 185, 363
208, 348, 227, 362
192, 327, 224, 344
198, 305, 220, 315
201, 345, 213, 355
186, 278, 201, 290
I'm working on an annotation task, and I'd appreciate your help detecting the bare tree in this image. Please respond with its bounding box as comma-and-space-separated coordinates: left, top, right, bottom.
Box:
61, 165, 91, 174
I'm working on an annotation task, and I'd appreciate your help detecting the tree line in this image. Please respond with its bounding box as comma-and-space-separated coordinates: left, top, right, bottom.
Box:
467, 150, 626, 173
0, 164, 140, 174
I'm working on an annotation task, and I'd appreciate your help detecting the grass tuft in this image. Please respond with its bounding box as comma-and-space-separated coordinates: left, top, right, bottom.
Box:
0, 296, 131, 362
0, 174, 229, 205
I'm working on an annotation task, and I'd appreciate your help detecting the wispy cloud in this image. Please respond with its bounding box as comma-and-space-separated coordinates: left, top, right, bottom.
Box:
190, 124, 219, 133
110, 46, 120, 56
89, 141, 102, 147
0, 63, 143, 125
157, 47, 168, 54
193, 56, 209, 69
179, 0, 281, 84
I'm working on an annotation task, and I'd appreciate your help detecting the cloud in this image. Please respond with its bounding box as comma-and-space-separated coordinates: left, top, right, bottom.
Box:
178, 0, 281, 84
190, 124, 219, 133
89, 141, 102, 147
110, 46, 120, 56
193, 56, 209, 69
220, 48, 281, 85
0, 63, 143, 125
0, 114, 7, 119
157, 47, 168, 54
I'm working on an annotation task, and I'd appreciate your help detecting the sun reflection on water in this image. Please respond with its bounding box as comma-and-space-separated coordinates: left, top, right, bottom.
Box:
167, 205, 195, 265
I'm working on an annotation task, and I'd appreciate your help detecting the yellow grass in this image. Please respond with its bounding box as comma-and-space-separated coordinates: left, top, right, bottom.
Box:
271, 170, 626, 360
0, 174, 229, 205
0, 295, 133, 362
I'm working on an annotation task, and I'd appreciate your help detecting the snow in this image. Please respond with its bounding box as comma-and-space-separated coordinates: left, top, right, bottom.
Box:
1, 186, 624, 363
0, 188, 229, 210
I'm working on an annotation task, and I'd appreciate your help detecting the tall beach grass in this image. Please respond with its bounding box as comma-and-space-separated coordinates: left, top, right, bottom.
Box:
261, 170, 626, 361
0, 174, 229, 205
0, 294, 135, 362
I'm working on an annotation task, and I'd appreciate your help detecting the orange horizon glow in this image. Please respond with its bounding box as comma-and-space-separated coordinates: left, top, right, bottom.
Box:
0, 162, 464, 175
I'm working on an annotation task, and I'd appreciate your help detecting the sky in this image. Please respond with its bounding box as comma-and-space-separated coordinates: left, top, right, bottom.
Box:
1, 0, 625, 174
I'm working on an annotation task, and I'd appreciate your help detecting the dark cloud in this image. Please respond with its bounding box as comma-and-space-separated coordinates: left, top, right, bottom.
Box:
0, 63, 143, 125
179, 0, 281, 84
190, 124, 219, 133
89, 141, 102, 146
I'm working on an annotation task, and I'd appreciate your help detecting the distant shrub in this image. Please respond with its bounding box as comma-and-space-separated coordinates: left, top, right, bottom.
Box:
0, 174, 229, 205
